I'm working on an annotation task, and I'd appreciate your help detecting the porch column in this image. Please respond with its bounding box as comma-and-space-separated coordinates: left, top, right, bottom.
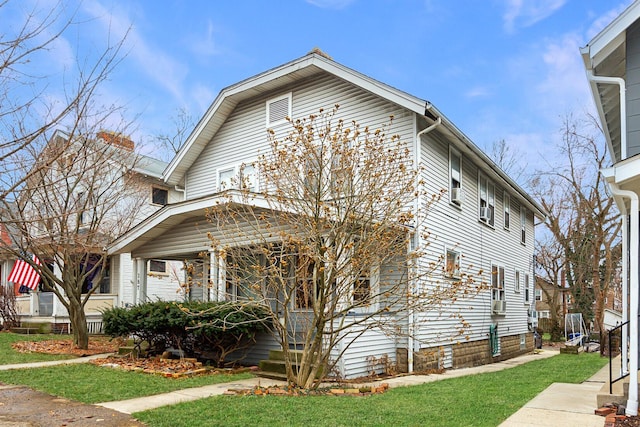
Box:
217, 252, 226, 302
209, 251, 218, 301
132, 258, 148, 304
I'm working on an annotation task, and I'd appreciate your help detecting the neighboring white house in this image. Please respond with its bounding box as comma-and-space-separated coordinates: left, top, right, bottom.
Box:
0, 129, 184, 332
581, 1, 640, 415
108, 52, 545, 379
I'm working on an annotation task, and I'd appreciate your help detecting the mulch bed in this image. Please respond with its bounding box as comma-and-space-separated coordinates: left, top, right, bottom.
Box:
224, 383, 390, 397
10, 337, 123, 356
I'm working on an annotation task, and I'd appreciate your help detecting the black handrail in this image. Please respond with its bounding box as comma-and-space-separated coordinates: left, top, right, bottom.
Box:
609, 319, 630, 394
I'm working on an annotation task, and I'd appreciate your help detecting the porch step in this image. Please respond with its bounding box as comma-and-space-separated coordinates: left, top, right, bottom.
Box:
257, 350, 323, 379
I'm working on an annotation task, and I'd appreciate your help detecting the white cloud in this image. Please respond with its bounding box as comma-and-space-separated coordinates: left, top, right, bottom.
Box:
81, 0, 189, 106
465, 86, 492, 99
586, 2, 633, 40
306, 0, 356, 10
503, 0, 567, 33
187, 20, 219, 58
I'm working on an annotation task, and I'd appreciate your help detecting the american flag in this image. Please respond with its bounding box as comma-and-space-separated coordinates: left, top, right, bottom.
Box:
7, 255, 42, 290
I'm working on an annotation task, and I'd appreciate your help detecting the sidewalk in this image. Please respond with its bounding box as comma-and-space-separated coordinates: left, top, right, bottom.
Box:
96, 349, 560, 414
0, 348, 606, 424
499, 354, 609, 427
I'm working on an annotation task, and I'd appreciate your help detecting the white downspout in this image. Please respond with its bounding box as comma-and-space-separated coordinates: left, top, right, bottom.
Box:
623, 216, 629, 376
608, 183, 639, 417
408, 114, 441, 373
585, 71, 627, 159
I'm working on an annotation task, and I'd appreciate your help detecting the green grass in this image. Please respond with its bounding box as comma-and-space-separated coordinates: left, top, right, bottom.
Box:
0, 363, 254, 403
135, 353, 607, 427
0, 332, 74, 364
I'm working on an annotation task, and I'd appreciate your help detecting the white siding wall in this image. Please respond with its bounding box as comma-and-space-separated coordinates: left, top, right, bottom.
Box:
186, 73, 414, 200
414, 130, 535, 351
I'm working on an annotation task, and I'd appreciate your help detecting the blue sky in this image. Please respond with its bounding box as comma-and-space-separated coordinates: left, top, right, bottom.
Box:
3, 0, 635, 169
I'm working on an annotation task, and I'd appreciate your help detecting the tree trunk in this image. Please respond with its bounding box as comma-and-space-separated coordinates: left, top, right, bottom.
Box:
68, 302, 89, 349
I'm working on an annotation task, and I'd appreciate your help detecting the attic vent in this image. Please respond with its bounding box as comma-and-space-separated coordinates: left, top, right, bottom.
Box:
266, 93, 291, 127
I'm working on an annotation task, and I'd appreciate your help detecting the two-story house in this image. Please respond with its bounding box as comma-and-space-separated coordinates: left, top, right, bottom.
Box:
1, 129, 184, 333
581, 1, 640, 416
109, 52, 545, 379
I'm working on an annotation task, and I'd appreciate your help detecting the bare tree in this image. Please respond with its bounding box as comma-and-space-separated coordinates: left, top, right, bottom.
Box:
530, 113, 621, 346
4, 122, 150, 349
489, 139, 525, 184
154, 108, 195, 162
205, 107, 481, 388
0, 0, 138, 348
535, 234, 566, 337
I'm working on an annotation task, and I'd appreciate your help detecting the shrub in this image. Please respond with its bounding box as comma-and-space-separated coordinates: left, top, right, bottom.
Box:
102, 301, 271, 366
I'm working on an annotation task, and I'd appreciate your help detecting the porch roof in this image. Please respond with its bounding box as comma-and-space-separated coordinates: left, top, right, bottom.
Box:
107, 190, 271, 256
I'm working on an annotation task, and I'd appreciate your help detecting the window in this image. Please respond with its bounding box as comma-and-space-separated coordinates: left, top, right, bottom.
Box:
520, 206, 527, 244
524, 273, 531, 303
152, 187, 168, 206
539, 311, 550, 319
149, 260, 167, 274
535, 288, 542, 301
449, 148, 462, 205
445, 248, 461, 279
266, 93, 292, 127
218, 167, 235, 191
514, 270, 521, 293
217, 163, 259, 192
478, 174, 495, 226
504, 192, 510, 230
491, 264, 505, 302
294, 254, 315, 310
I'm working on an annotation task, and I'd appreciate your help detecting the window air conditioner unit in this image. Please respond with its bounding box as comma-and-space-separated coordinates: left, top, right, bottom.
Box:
451, 187, 464, 204
480, 207, 491, 221
492, 300, 506, 314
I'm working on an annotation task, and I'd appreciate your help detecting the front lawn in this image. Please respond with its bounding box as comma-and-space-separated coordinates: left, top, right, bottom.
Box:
0, 332, 73, 364
0, 363, 254, 403
135, 352, 607, 427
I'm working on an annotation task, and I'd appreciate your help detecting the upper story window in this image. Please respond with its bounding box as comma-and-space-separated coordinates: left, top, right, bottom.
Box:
520, 206, 527, 245
151, 187, 168, 206
449, 147, 462, 206
478, 173, 495, 226
535, 289, 542, 301
217, 163, 259, 192
503, 192, 511, 230
266, 93, 292, 127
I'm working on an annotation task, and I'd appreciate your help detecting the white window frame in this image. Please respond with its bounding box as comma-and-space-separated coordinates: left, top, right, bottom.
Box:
524, 273, 531, 304
352, 265, 380, 313
478, 173, 495, 226
217, 162, 259, 192
514, 269, 521, 293
520, 206, 527, 245
535, 288, 542, 301
491, 264, 505, 303
266, 92, 292, 127
151, 187, 169, 206
148, 259, 168, 276
449, 147, 462, 206
444, 247, 461, 279
503, 192, 510, 230
217, 166, 236, 191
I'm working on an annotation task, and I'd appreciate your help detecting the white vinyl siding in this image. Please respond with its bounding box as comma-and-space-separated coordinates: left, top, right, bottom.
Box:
186, 73, 414, 200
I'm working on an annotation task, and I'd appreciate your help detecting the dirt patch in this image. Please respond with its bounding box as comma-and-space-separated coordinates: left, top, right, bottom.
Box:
0, 384, 145, 426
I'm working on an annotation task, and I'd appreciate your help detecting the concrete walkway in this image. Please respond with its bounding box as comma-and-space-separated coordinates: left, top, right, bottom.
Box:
95, 349, 560, 414
0, 348, 609, 425
499, 354, 609, 427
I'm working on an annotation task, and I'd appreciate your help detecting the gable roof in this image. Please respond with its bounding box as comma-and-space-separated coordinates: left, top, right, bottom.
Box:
163, 52, 544, 218
580, 2, 640, 164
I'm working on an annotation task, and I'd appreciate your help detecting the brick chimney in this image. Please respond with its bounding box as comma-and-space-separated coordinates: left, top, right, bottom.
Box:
96, 130, 134, 151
